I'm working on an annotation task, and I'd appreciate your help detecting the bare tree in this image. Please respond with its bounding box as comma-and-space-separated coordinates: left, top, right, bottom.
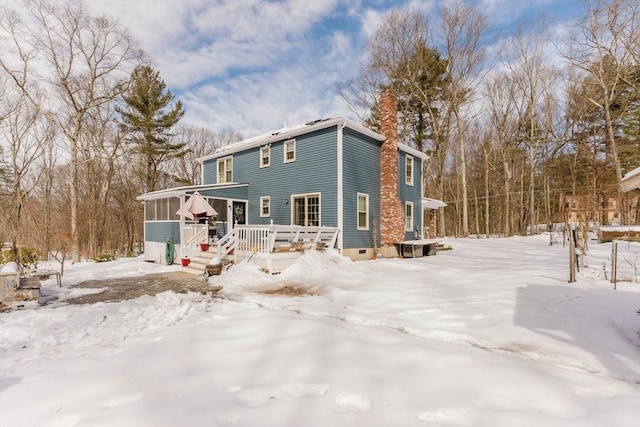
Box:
163, 126, 242, 186
438, 0, 488, 236
0, 0, 141, 262
483, 72, 521, 235
503, 21, 559, 234
564, 0, 639, 224
0, 82, 53, 260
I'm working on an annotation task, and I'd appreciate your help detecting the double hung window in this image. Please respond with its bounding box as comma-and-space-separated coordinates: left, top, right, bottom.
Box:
217, 157, 233, 183
357, 193, 369, 230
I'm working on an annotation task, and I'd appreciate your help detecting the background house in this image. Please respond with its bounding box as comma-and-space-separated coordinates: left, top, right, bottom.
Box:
561, 194, 621, 225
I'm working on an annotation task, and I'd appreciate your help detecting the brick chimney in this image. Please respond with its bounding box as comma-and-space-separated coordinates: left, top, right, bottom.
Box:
379, 89, 405, 249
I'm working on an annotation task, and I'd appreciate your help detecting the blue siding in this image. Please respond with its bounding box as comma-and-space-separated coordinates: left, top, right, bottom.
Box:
342, 128, 381, 249
231, 126, 339, 226
398, 150, 422, 239
198, 186, 248, 200
145, 221, 181, 243
202, 159, 217, 185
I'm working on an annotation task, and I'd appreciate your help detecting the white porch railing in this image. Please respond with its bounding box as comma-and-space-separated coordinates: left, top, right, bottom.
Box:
213, 224, 340, 270
183, 224, 208, 259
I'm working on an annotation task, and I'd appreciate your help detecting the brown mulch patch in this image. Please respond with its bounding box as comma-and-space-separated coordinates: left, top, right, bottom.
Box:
67, 271, 221, 304
262, 285, 317, 296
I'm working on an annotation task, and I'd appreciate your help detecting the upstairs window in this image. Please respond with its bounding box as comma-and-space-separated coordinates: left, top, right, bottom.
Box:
405, 201, 414, 231
217, 157, 232, 183
405, 155, 414, 186
284, 139, 296, 163
260, 145, 270, 168
357, 193, 369, 230
260, 196, 270, 217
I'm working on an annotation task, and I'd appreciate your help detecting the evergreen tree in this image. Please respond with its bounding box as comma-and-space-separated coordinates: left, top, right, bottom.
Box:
119, 65, 186, 192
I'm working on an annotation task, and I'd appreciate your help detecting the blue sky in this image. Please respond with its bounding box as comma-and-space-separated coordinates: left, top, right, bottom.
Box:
87, 0, 583, 138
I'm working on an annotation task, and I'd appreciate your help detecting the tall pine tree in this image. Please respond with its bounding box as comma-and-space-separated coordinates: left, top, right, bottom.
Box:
119, 65, 185, 192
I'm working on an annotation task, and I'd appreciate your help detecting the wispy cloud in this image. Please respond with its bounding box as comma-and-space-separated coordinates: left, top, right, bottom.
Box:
82, 0, 581, 138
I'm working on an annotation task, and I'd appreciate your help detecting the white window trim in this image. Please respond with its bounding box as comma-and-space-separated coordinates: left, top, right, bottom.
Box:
405, 154, 414, 186
217, 156, 233, 184
260, 145, 270, 168
284, 139, 296, 163
405, 201, 414, 231
260, 196, 270, 217
357, 193, 369, 230
291, 192, 321, 226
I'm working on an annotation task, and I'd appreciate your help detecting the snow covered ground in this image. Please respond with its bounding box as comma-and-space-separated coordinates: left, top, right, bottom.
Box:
1, 234, 639, 427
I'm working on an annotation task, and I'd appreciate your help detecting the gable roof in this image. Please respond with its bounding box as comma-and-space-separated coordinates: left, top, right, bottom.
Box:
198, 116, 427, 162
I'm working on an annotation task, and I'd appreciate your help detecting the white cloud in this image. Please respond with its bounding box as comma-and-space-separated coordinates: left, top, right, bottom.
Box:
74, 0, 583, 141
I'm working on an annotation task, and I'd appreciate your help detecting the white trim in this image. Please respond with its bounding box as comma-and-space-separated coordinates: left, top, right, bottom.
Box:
284, 139, 296, 163
260, 145, 270, 168
357, 193, 369, 230
260, 196, 270, 217
398, 142, 428, 160
405, 154, 414, 186
405, 201, 414, 232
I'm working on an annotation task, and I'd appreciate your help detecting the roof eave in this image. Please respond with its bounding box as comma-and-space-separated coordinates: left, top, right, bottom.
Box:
137, 183, 248, 201
197, 117, 385, 163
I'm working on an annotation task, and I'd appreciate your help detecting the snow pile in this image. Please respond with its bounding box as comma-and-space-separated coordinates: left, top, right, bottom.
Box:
1, 235, 639, 427
0, 261, 19, 274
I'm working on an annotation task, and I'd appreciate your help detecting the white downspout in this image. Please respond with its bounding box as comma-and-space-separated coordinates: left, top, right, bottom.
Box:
179, 195, 186, 260
420, 157, 425, 239
337, 121, 346, 253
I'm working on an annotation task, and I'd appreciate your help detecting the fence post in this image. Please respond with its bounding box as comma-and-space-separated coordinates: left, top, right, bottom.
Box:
569, 226, 576, 283
611, 240, 617, 290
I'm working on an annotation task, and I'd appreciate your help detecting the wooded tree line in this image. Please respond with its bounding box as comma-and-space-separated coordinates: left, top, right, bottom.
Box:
1, 0, 638, 266
341, 0, 639, 237
0, 0, 242, 265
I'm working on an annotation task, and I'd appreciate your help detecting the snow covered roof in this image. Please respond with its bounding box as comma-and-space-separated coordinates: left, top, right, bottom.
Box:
422, 197, 447, 209
620, 166, 640, 192
198, 117, 427, 162
136, 183, 248, 201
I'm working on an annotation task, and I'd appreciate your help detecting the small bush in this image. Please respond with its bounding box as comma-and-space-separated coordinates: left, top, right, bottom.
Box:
94, 253, 116, 263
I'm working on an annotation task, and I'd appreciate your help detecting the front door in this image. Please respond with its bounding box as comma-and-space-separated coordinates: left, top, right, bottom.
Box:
232, 201, 246, 225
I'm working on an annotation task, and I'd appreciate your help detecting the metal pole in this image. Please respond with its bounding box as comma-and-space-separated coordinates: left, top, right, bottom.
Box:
611, 240, 617, 290
569, 226, 576, 283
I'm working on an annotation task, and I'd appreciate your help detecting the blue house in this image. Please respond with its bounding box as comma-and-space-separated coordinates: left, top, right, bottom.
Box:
138, 90, 442, 271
